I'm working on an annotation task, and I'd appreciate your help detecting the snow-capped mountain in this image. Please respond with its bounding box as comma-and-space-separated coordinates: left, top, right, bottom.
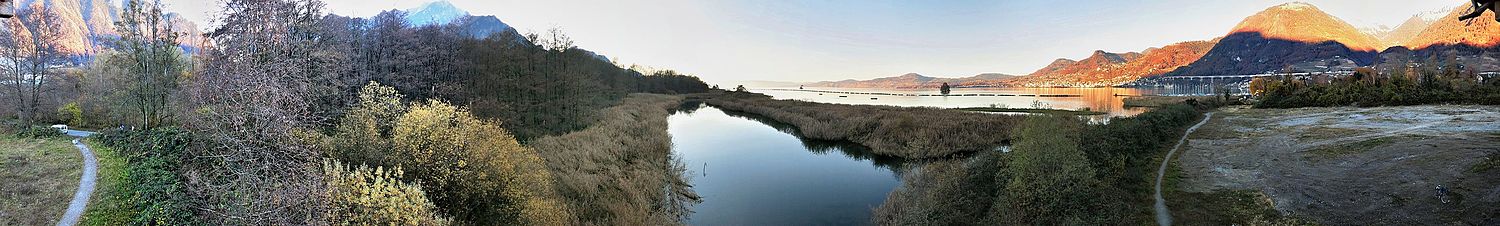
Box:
1378, 4, 1500, 72
1361, 7, 1450, 48
404, 0, 469, 27
1360, 25, 1393, 40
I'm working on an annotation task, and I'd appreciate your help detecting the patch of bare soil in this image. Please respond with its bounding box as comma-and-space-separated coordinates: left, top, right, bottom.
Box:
1176, 105, 1500, 225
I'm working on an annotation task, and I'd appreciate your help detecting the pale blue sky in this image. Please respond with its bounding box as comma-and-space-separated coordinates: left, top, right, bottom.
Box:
159, 0, 1461, 84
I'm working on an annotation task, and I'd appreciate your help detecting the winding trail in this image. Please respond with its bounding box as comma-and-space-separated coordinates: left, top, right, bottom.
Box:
1154, 112, 1213, 226
57, 130, 96, 226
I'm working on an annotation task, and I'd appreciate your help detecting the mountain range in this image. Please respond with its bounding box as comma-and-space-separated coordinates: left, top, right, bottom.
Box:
809, 2, 1500, 88
804, 73, 1018, 89
396, 0, 524, 40
7, 0, 210, 59
395, 1, 612, 61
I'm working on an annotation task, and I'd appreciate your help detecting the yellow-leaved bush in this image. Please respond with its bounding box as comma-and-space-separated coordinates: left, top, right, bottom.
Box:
323, 160, 450, 226
330, 82, 571, 225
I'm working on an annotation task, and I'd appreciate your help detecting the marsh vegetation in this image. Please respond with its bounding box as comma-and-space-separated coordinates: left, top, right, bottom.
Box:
698, 91, 1025, 159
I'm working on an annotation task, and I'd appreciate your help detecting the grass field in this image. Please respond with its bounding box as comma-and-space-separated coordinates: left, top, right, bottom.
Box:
0, 135, 81, 225
80, 139, 129, 226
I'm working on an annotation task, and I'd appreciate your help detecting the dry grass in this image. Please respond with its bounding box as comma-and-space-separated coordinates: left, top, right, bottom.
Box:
530, 93, 699, 225
697, 91, 1026, 159
0, 136, 80, 226
1296, 126, 1369, 141
1302, 135, 1422, 162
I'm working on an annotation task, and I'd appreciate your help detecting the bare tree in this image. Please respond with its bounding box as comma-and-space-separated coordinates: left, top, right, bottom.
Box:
185, 0, 338, 223
114, 0, 187, 129
527, 26, 574, 52
1, 3, 68, 124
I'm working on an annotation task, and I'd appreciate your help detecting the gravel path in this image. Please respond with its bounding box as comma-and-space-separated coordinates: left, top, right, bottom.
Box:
1155, 112, 1213, 226
57, 130, 96, 226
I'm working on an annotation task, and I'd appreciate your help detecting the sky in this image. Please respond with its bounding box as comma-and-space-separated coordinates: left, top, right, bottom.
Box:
155, 0, 1462, 85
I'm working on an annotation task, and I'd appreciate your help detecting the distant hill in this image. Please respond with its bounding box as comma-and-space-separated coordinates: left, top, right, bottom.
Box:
1011, 50, 1137, 87
805, 2, 1500, 87
1169, 2, 1379, 76
1009, 40, 1216, 87
1368, 8, 1446, 48
8, 0, 207, 59
732, 80, 807, 89
805, 73, 1018, 89
1402, 5, 1500, 50
1379, 4, 1500, 72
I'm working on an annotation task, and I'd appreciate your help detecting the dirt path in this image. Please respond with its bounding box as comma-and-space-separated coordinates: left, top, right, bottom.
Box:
1155, 112, 1214, 226
57, 130, 96, 226
1176, 106, 1500, 225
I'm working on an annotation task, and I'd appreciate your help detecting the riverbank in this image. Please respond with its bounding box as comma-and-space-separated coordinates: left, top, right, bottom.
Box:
1174, 105, 1500, 225
529, 93, 700, 225
692, 91, 1026, 159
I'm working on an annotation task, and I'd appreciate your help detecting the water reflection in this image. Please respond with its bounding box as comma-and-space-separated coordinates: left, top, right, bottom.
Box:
669, 102, 902, 225
713, 104, 907, 173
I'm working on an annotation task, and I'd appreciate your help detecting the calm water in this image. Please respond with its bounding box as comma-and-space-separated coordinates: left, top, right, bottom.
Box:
757, 87, 1183, 117
670, 102, 903, 225
668, 87, 1212, 224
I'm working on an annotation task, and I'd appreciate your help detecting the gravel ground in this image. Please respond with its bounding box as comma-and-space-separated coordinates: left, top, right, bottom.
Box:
1177, 105, 1500, 225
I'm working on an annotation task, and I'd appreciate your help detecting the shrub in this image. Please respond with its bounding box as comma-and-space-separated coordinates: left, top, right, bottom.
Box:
331, 82, 571, 225
874, 152, 1007, 226
88, 128, 196, 225
1251, 65, 1500, 108
322, 160, 450, 226
57, 102, 84, 127
332, 82, 406, 166
13, 125, 67, 139
874, 104, 1205, 225
389, 100, 571, 225
990, 116, 1105, 225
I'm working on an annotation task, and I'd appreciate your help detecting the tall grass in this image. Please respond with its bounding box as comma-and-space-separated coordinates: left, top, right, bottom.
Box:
529, 93, 700, 225
698, 91, 1025, 159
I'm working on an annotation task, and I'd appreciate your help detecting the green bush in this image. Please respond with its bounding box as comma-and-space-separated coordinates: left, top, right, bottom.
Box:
89, 128, 196, 225
1251, 65, 1500, 108
990, 116, 1106, 225
57, 102, 84, 127
13, 126, 67, 139
874, 104, 1205, 225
